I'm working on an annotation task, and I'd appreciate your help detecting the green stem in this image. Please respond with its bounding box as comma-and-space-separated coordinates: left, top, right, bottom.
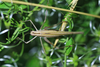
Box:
64, 53, 67, 67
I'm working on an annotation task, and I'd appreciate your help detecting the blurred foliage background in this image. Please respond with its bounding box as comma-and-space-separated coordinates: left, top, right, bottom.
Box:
0, 0, 100, 67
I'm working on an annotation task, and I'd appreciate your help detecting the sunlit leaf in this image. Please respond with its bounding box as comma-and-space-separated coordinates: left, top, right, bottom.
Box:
65, 38, 73, 55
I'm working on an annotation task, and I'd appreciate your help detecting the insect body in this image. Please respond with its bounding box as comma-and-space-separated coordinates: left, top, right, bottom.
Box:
19, 20, 83, 46
18, 20, 83, 66
30, 30, 83, 38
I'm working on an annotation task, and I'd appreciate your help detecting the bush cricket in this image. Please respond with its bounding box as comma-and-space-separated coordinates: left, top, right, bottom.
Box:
19, 20, 83, 47
18, 20, 83, 66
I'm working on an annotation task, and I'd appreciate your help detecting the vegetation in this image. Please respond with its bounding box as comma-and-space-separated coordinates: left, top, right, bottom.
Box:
0, 0, 100, 67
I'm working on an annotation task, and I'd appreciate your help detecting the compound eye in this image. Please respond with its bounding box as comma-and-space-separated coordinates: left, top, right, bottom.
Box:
32, 31, 34, 34
30, 31, 35, 35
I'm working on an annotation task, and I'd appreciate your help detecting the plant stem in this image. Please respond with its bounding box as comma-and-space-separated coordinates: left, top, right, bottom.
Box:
64, 53, 67, 67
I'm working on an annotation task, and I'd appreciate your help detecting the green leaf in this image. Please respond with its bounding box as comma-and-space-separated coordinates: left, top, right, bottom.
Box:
73, 54, 78, 67
0, 2, 13, 9
65, 38, 73, 55
95, 30, 100, 37
26, 56, 41, 67
19, 5, 27, 10
70, 54, 78, 67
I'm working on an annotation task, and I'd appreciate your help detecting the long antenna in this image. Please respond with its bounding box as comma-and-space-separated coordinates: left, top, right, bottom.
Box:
40, 10, 47, 30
